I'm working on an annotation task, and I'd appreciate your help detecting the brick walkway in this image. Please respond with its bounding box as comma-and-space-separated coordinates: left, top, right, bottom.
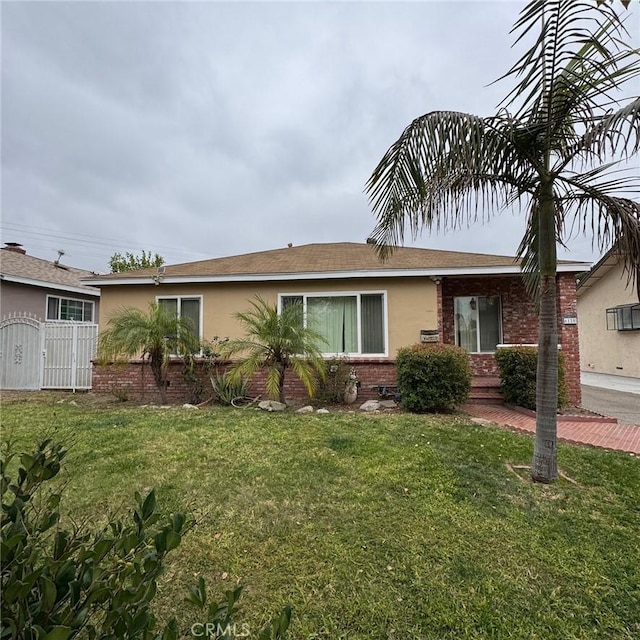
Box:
465, 405, 640, 455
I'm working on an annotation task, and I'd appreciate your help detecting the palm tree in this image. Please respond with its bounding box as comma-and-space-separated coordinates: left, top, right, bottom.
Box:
98, 303, 201, 403
366, 0, 640, 483
221, 296, 327, 405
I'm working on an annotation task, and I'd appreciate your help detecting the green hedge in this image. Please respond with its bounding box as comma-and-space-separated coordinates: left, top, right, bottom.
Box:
396, 343, 471, 413
494, 346, 569, 410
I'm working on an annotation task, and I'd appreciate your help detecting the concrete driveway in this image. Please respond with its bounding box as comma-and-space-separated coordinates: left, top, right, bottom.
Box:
581, 385, 640, 426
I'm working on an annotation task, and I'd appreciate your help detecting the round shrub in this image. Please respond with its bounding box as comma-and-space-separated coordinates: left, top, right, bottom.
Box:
396, 343, 471, 413
494, 346, 568, 410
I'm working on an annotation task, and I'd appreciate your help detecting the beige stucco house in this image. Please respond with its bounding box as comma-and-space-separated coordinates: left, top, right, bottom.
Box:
87, 242, 588, 403
577, 249, 640, 382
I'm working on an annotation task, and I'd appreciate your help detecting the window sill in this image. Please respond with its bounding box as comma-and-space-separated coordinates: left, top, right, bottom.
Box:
322, 353, 388, 359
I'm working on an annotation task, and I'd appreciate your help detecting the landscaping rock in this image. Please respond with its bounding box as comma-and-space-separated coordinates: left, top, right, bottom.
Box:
379, 400, 398, 409
360, 400, 381, 412
182, 403, 198, 409
296, 405, 314, 413
316, 408, 330, 414
258, 400, 287, 412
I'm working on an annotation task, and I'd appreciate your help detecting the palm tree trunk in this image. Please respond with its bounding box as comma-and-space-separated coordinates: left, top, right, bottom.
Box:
150, 354, 167, 404
531, 185, 559, 483
278, 364, 286, 405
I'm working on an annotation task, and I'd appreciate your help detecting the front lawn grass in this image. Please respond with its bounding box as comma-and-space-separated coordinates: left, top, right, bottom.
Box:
2, 396, 639, 639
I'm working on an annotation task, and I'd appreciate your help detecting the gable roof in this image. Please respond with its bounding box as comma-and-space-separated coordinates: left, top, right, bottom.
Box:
1, 248, 100, 297
86, 242, 590, 286
577, 246, 640, 299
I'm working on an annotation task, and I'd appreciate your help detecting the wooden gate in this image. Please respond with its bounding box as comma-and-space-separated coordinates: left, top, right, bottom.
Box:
0, 314, 98, 391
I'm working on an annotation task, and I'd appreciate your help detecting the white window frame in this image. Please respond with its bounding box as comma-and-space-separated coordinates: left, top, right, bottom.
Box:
453, 295, 503, 353
46, 295, 95, 322
155, 295, 204, 340
278, 290, 388, 357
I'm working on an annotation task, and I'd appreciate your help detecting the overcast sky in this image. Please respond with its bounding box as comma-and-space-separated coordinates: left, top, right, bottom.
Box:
2, 0, 638, 274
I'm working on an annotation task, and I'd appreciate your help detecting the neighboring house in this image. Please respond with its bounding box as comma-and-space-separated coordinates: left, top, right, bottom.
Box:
1, 243, 100, 321
577, 248, 640, 390
0, 243, 100, 391
87, 242, 588, 404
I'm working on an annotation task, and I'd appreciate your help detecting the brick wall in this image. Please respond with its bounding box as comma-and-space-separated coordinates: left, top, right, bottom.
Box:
93, 359, 399, 404
557, 273, 581, 405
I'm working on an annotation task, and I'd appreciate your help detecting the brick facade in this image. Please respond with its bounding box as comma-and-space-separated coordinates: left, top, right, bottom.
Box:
556, 273, 581, 405
440, 273, 581, 404
93, 274, 581, 405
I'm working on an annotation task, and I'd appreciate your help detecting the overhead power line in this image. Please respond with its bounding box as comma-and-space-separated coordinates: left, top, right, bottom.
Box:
0, 222, 211, 260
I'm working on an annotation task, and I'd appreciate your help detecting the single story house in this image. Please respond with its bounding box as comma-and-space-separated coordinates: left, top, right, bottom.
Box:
577, 248, 640, 391
1, 243, 100, 322
1, 243, 100, 391
87, 242, 588, 404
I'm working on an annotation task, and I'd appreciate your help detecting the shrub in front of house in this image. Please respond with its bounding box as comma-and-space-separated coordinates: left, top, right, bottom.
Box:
316, 357, 354, 404
494, 346, 568, 410
211, 370, 249, 405
1, 439, 291, 640
396, 343, 471, 413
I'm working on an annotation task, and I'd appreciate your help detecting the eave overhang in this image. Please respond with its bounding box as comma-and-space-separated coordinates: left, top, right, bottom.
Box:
1, 274, 101, 297
86, 262, 590, 287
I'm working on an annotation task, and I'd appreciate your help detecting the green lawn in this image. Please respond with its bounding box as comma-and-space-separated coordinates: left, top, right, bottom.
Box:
2, 395, 639, 639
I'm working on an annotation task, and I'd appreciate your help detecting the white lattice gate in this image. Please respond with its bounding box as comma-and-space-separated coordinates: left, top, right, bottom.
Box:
0, 314, 98, 391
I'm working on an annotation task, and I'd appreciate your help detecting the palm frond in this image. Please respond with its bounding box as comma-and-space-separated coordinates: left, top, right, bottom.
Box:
224, 296, 328, 401
578, 97, 640, 160
500, 1, 632, 120
516, 194, 568, 301
517, 203, 542, 300
290, 357, 326, 397
226, 349, 268, 385
97, 302, 201, 400
264, 366, 282, 401
556, 174, 640, 294
365, 111, 534, 257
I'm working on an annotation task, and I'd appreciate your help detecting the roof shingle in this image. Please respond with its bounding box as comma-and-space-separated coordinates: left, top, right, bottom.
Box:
1, 249, 100, 294
87, 242, 586, 283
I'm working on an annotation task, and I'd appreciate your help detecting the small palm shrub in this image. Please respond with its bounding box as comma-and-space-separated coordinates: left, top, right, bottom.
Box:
98, 303, 201, 404
221, 297, 327, 404
396, 343, 471, 413
495, 346, 568, 410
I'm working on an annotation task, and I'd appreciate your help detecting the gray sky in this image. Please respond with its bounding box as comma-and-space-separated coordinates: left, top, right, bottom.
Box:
2, 0, 638, 274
